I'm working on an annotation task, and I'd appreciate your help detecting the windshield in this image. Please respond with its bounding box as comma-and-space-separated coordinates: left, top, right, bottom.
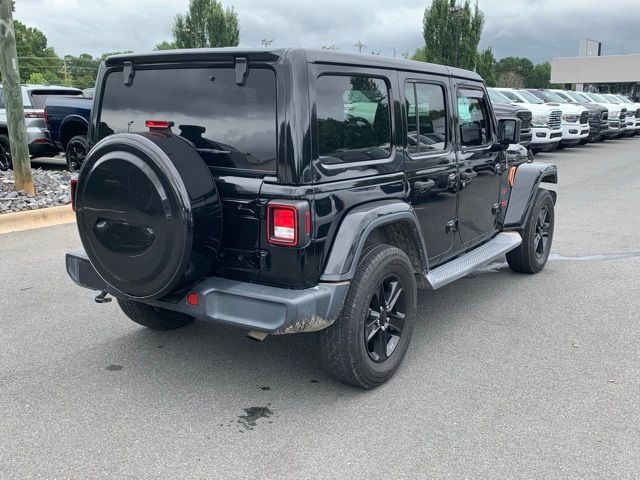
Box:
536, 90, 565, 103
567, 91, 589, 103
488, 89, 512, 104
553, 91, 573, 102
499, 90, 525, 103
588, 93, 607, 103
517, 90, 545, 104
603, 94, 620, 104
99, 67, 277, 173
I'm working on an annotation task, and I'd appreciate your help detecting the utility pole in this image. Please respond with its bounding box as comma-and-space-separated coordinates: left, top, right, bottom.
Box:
0, 0, 35, 194
353, 41, 366, 54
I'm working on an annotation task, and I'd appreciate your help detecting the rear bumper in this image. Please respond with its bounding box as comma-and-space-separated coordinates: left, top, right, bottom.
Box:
66, 249, 349, 335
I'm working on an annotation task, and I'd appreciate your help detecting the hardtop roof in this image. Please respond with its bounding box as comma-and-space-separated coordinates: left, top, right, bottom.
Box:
104, 47, 483, 83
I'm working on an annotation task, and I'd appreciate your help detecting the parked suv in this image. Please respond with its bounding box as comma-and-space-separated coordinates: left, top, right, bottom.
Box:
0, 84, 83, 170
492, 87, 562, 153
66, 49, 558, 388
549, 89, 609, 142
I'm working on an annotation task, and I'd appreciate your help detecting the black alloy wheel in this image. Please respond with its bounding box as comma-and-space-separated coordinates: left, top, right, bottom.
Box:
534, 206, 551, 259
365, 274, 406, 363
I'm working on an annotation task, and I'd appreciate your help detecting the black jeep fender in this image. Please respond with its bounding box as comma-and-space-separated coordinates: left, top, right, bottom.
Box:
504, 162, 558, 229
320, 199, 428, 282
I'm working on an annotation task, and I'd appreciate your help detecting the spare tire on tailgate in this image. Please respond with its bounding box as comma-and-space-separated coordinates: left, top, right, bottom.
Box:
76, 132, 222, 300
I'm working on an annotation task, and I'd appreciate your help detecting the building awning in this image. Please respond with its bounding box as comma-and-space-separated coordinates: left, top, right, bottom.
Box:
550, 54, 640, 84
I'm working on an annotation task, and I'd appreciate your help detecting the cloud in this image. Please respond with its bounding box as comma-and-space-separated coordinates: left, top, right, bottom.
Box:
13, 0, 640, 63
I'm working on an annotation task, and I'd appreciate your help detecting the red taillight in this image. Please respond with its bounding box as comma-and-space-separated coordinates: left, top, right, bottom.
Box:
25, 110, 45, 119
186, 292, 199, 306
267, 204, 298, 246
70, 179, 78, 212
145, 120, 173, 129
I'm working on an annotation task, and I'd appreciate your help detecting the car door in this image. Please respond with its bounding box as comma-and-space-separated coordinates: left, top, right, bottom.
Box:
455, 84, 503, 247
401, 75, 458, 266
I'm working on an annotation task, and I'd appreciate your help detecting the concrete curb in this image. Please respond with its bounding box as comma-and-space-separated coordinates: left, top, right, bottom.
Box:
0, 205, 75, 234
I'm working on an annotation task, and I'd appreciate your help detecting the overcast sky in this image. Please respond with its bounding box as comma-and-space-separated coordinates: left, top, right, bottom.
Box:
14, 0, 640, 64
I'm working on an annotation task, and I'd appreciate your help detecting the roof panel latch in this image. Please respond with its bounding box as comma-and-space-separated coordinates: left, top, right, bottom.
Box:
123, 61, 135, 87
235, 57, 249, 86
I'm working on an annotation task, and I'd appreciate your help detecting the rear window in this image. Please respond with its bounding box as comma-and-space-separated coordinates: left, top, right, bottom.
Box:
99, 67, 277, 173
28, 89, 83, 109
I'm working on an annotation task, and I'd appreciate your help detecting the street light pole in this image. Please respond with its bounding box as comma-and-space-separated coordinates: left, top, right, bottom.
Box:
0, 0, 35, 194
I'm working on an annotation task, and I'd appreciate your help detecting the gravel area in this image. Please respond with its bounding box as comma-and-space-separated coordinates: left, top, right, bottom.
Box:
0, 169, 76, 214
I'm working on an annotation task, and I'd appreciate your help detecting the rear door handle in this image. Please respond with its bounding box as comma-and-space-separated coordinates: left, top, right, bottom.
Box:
414, 180, 435, 193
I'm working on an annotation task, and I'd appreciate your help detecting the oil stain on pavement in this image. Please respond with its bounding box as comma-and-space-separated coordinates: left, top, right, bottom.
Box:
237, 406, 273, 430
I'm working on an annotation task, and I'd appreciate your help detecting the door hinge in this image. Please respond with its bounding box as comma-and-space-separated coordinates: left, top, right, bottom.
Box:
255, 199, 269, 218
446, 219, 459, 233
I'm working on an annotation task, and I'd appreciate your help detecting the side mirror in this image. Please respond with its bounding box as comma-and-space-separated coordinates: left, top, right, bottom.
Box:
497, 118, 521, 145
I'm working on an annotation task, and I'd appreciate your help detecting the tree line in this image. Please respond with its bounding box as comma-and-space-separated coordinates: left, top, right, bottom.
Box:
5, 0, 553, 90
413, 0, 555, 88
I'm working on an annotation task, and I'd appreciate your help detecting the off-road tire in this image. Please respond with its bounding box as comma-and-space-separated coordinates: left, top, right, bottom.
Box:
319, 244, 417, 389
117, 298, 195, 330
0, 134, 12, 171
507, 189, 555, 274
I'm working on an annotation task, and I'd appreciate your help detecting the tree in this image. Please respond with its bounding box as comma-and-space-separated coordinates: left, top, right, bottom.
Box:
170, 0, 240, 49
529, 62, 551, 88
154, 40, 177, 51
421, 0, 484, 70
12, 20, 63, 84
476, 47, 496, 86
497, 71, 524, 88
495, 56, 534, 87
0, 0, 35, 193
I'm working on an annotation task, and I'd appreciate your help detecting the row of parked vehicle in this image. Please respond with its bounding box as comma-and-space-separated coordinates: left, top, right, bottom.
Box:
489, 87, 640, 154
0, 84, 93, 171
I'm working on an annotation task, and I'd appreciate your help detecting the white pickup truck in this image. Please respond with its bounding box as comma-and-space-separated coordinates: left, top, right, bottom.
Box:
491, 87, 563, 153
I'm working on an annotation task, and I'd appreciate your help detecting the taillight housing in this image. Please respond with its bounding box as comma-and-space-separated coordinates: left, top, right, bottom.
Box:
44, 106, 49, 125
70, 179, 78, 211
266, 201, 310, 247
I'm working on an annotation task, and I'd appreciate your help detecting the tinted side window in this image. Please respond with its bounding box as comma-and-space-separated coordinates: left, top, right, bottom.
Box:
316, 75, 391, 163
458, 89, 491, 147
405, 82, 447, 155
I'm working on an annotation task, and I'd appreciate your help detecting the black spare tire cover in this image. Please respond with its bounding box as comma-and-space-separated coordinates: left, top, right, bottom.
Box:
76, 132, 222, 299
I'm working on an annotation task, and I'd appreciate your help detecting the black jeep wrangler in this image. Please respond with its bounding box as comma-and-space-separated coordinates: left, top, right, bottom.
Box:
66, 49, 557, 388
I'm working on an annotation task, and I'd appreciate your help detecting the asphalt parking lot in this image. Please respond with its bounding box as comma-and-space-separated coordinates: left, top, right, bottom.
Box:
1, 138, 639, 479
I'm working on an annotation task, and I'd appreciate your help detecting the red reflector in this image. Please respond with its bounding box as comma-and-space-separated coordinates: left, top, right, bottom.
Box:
70, 179, 78, 212
145, 120, 173, 129
267, 204, 298, 246
186, 292, 199, 306
33, 138, 48, 144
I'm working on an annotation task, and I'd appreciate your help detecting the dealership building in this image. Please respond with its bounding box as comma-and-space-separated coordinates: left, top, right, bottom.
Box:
550, 40, 640, 98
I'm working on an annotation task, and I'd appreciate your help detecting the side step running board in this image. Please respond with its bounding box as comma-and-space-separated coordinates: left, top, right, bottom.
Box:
426, 232, 522, 290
